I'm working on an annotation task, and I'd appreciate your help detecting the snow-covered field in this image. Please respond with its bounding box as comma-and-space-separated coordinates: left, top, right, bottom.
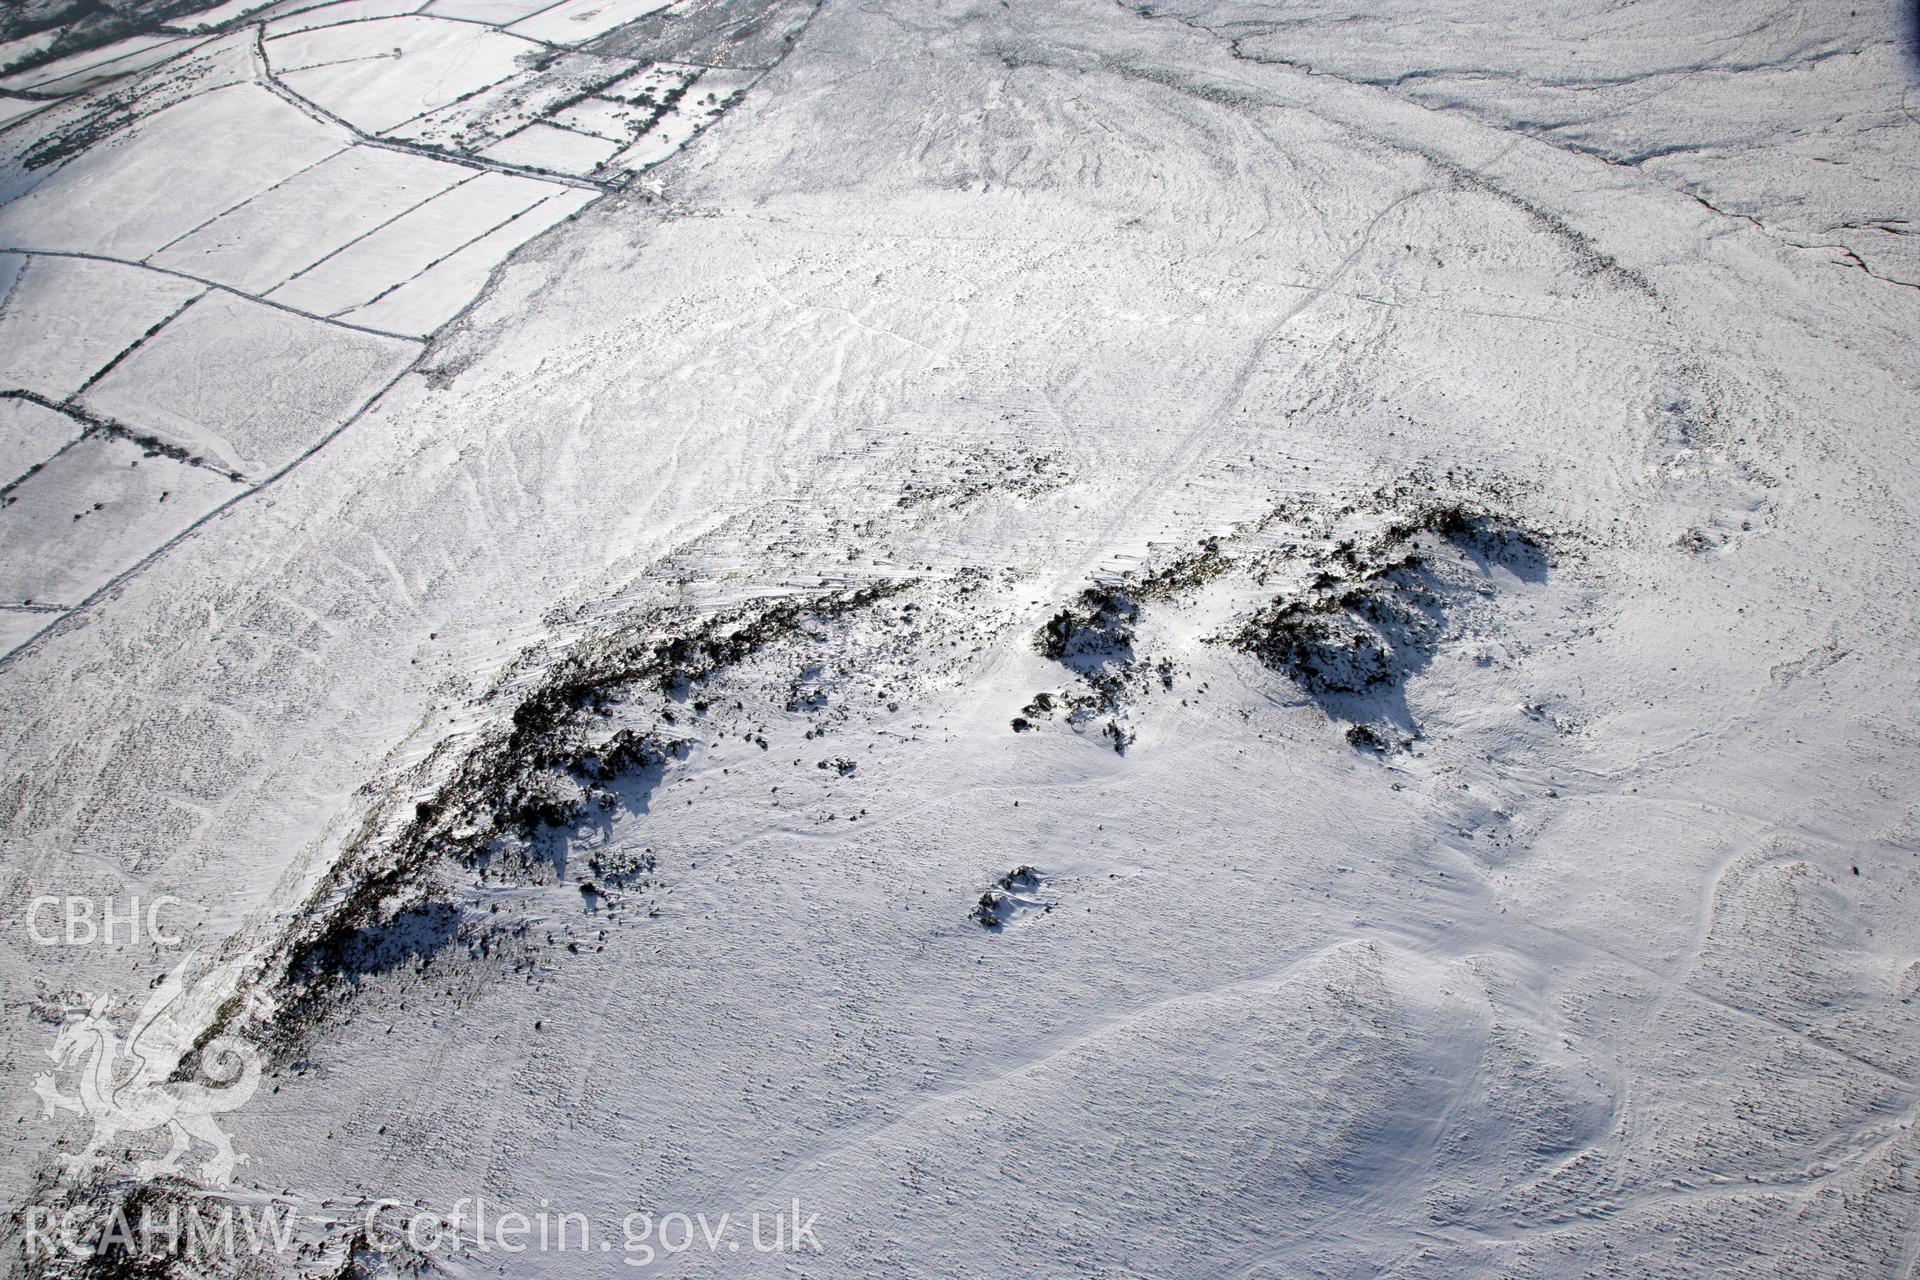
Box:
1, 0, 1918, 1276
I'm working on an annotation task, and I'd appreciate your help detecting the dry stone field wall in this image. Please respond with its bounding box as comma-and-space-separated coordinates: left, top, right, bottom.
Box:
0, 0, 803, 656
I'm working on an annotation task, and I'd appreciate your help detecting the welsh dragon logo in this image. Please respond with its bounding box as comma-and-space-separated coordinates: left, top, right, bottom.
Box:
34, 956, 269, 1186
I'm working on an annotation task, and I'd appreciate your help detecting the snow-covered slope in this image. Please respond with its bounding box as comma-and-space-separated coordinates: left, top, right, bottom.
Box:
2, 1, 1917, 1276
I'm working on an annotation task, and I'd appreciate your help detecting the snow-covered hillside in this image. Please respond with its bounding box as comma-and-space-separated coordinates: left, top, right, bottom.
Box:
1, 1, 1917, 1276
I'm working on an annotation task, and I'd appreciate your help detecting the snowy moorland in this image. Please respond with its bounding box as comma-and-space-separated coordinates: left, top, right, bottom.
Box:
1, 0, 1918, 1276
